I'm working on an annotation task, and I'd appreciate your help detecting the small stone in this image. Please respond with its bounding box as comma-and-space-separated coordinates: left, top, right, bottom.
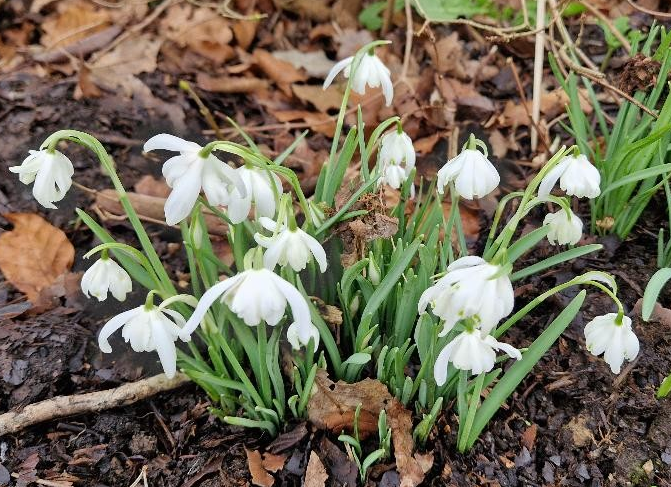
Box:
576, 463, 590, 480
661, 452, 671, 465
642, 459, 654, 477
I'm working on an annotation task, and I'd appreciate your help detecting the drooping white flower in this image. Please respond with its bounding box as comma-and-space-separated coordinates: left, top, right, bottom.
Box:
436, 149, 500, 200
254, 217, 327, 273
226, 165, 283, 224
543, 208, 583, 245
538, 154, 601, 199
584, 313, 639, 374
378, 130, 415, 189
81, 257, 132, 302
9, 149, 74, 209
180, 268, 319, 349
323, 51, 393, 106
434, 329, 521, 385
98, 301, 188, 378
144, 134, 247, 226
418, 256, 514, 336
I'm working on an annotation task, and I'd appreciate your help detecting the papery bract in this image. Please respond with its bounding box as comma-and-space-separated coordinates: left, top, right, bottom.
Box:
9, 149, 74, 209
254, 217, 327, 272
436, 149, 499, 200
323, 52, 393, 106
144, 134, 247, 225
584, 313, 639, 374
81, 257, 132, 302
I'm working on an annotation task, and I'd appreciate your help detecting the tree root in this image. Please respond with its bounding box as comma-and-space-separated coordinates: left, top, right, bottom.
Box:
0, 373, 190, 437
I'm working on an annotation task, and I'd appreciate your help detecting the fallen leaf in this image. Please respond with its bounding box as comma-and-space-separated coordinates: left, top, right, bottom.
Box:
196, 73, 270, 93
134, 175, 171, 198
335, 28, 373, 60
270, 110, 335, 136
0, 213, 74, 303
273, 49, 336, 78
232, 19, 258, 50
262, 453, 287, 473
280, 0, 331, 21
253, 49, 308, 95
414, 133, 441, 155
245, 448, 274, 487
564, 415, 593, 448
292, 84, 342, 113
634, 298, 671, 328
93, 189, 228, 236
387, 399, 425, 487
304, 451, 329, 487
520, 423, 538, 451
267, 423, 309, 454
498, 88, 592, 128
319, 437, 358, 486
33, 271, 84, 311
40, 0, 111, 50
160, 4, 235, 63
307, 369, 393, 437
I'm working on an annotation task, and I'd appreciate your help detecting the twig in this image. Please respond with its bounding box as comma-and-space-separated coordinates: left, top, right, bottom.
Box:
0, 374, 190, 436
626, 0, 671, 18
531, 0, 546, 152
180, 80, 224, 140
381, 0, 395, 35
508, 58, 550, 151
400, 0, 414, 81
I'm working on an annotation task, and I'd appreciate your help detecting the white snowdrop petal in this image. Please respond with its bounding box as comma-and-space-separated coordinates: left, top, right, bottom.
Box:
144, 133, 200, 153
98, 307, 143, 353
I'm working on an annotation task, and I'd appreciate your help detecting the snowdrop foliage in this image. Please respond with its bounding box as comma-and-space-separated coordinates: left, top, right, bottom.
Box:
434, 329, 521, 385
538, 153, 601, 199
181, 268, 319, 349
98, 300, 189, 379
9, 149, 74, 209
254, 217, 327, 272
419, 256, 514, 336
323, 51, 393, 106
543, 208, 583, 245
144, 134, 246, 225
378, 129, 415, 189
584, 313, 639, 374
81, 256, 132, 302
437, 148, 500, 200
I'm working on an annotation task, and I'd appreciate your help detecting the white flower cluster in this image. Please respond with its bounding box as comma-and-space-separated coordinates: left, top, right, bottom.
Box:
10, 47, 637, 384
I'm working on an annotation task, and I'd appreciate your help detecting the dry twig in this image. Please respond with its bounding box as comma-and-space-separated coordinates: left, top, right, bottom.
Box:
0, 374, 190, 436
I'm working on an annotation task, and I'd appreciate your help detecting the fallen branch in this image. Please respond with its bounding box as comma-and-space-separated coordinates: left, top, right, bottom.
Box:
0, 373, 190, 437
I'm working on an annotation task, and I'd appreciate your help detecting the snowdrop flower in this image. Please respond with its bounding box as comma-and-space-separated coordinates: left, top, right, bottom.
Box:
437, 149, 500, 200
81, 256, 132, 302
323, 51, 393, 106
144, 134, 246, 226
434, 329, 521, 385
543, 208, 583, 245
181, 268, 319, 349
98, 300, 188, 378
254, 217, 327, 273
227, 165, 283, 224
584, 313, 639, 374
538, 153, 601, 199
9, 149, 74, 209
418, 256, 514, 335
378, 129, 415, 189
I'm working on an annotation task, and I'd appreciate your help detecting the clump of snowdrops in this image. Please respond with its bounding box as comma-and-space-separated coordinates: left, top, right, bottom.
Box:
9, 40, 639, 452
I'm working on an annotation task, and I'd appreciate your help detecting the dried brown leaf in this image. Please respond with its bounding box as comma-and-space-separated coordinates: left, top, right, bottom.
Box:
196, 73, 270, 94
0, 213, 74, 303
40, 0, 110, 50
245, 448, 274, 487
414, 133, 441, 155
273, 49, 336, 78
233, 19, 258, 50
261, 453, 287, 473
304, 451, 329, 487
387, 399, 425, 487
307, 369, 392, 437
292, 84, 342, 113
134, 175, 171, 198
521, 423, 538, 451
253, 49, 308, 95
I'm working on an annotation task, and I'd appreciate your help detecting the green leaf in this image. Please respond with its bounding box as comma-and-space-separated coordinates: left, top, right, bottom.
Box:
412, 0, 487, 21
642, 268, 671, 320
358, 1, 387, 30
511, 244, 602, 281
658, 373, 671, 398
506, 226, 551, 263
343, 352, 372, 366
466, 291, 586, 450
600, 164, 671, 197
